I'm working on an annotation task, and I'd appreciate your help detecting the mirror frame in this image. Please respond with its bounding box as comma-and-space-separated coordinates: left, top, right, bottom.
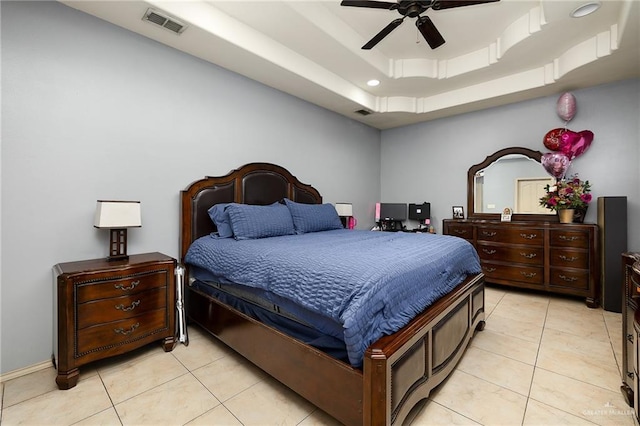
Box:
467, 147, 557, 221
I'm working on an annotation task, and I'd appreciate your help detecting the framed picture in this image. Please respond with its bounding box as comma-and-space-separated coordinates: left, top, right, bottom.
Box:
452, 206, 464, 219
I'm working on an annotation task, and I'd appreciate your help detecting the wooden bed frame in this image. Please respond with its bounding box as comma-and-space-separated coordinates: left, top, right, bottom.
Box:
180, 162, 485, 425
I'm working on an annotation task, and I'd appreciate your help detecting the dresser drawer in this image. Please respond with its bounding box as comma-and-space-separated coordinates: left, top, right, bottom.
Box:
476, 226, 543, 246
549, 229, 589, 248
446, 223, 473, 240
481, 262, 544, 285
549, 268, 589, 290
77, 287, 167, 329
76, 268, 170, 303
549, 248, 589, 269
477, 242, 543, 265
76, 309, 168, 356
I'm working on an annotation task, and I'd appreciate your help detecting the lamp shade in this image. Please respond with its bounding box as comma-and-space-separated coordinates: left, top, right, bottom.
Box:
335, 203, 353, 217
94, 200, 142, 228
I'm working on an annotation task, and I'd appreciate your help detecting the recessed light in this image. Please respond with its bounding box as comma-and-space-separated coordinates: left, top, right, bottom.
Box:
570, 1, 601, 18
367, 79, 380, 87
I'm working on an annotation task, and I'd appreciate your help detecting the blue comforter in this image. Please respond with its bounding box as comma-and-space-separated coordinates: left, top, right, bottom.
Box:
185, 229, 481, 366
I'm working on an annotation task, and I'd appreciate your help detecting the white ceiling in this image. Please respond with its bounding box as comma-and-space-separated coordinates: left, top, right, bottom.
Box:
61, 0, 640, 129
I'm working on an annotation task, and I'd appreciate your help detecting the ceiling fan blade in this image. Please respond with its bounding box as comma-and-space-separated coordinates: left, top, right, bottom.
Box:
431, 0, 500, 11
340, 1, 398, 10
416, 16, 445, 49
362, 18, 404, 49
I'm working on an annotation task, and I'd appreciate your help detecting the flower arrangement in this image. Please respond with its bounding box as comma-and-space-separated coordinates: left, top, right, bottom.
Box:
539, 174, 592, 211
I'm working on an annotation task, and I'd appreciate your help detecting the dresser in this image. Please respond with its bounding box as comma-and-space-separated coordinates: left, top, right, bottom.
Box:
443, 219, 599, 307
621, 252, 640, 412
54, 252, 176, 389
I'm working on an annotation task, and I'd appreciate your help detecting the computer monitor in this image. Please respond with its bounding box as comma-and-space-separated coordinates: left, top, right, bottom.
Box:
409, 203, 431, 222
379, 203, 407, 221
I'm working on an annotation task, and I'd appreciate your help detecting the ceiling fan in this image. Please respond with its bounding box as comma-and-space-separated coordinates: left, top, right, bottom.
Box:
340, 0, 500, 50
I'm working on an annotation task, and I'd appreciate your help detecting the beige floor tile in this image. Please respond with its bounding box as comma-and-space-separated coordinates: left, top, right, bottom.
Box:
115, 373, 219, 425
409, 400, 481, 425
430, 369, 527, 425
544, 307, 610, 342
2, 366, 59, 407
536, 344, 621, 392
530, 368, 635, 426
456, 346, 534, 396
541, 327, 617, 362
171, 330, 231, 372
298, 408, 344, 425
192, 352, 267, 402
73, 407, 122, 425
224, 378, 316, 425
185, 404, 242, 425
1, 375, 111, 425
483, 311, 544, 344
99, 350, 189, 404
471, 328, 540, 365
523, 399, 596, 425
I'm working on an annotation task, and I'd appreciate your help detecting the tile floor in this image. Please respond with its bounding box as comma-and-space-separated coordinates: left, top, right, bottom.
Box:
1, 285, 637, 425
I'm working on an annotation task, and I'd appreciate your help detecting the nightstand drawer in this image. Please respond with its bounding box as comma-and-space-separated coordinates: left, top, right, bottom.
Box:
76, 309, 168, 356
77, 287, 167, 329
77, 268, 170, 303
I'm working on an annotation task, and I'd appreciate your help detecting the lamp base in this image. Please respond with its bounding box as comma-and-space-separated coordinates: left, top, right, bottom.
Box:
108, 228, 129, 261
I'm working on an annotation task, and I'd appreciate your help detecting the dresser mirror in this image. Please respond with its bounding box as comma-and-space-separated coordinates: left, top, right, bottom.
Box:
467, 147, 557, 221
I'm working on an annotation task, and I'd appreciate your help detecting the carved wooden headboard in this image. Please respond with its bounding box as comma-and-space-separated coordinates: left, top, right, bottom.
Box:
180, 162, 322, 261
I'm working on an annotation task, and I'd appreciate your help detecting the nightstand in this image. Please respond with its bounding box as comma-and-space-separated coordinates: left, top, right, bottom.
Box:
53, 252, 176, 390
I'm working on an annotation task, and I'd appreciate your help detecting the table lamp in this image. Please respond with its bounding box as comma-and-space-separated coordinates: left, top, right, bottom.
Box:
94, 200, 141, 261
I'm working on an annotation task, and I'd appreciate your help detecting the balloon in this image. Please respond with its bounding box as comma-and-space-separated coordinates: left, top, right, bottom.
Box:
541, 152, 571, 179
561, 129, 594, 159
571, 130, 594, 158
560, 130, 581, 156
557, 92, 577, 122
543, 128, 566, 151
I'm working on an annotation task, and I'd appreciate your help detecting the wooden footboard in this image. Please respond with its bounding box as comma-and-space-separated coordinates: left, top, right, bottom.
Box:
364, 273, 485, 425
187, 273, 484, 426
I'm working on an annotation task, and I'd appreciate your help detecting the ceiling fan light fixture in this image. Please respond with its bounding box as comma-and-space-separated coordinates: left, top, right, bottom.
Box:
570, 1, 601, 18
367, 79, 380, 87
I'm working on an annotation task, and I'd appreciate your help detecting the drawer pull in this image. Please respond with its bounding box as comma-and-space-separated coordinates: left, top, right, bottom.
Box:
628, 334, 634, 343
558, 235, 579, 242
114, 323, 140, 336
114, 280, 140, 291
482, 249, 497, 255
519, 233, 537, 240
628, 372, 635, 379
482, 231, 497, 237
559, 274, 578, 282
520, 272, 537, 278
484, 267, 496, 273
454, 229, 468, 235
559, 255, 579, 262
520, 252, 537, 259
115, 300, 141, 312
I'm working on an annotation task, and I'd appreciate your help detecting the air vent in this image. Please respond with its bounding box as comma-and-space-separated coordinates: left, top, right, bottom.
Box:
143, 8, 187, 35
355, 109, 373, 116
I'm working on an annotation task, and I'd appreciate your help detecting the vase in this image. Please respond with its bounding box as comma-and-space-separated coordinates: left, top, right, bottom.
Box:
573, 206, 588, 223
558, 209, 575, 224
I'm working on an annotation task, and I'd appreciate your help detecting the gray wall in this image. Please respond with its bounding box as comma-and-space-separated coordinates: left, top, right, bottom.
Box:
381, 79, 640, 250
1, 1, 380, 374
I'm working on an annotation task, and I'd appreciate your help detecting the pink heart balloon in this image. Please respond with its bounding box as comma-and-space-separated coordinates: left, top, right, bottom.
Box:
571, 130, 594, 158
560, 130, 580, 157
541, 152, 571, 179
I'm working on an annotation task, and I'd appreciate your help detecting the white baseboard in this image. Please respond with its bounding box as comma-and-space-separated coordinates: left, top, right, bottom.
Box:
0, 359, 54, 383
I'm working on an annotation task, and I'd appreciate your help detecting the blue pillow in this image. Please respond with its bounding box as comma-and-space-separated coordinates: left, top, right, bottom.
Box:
284, 198, 344, 234
226, 203, 295, 240
207, 203, 233, 238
